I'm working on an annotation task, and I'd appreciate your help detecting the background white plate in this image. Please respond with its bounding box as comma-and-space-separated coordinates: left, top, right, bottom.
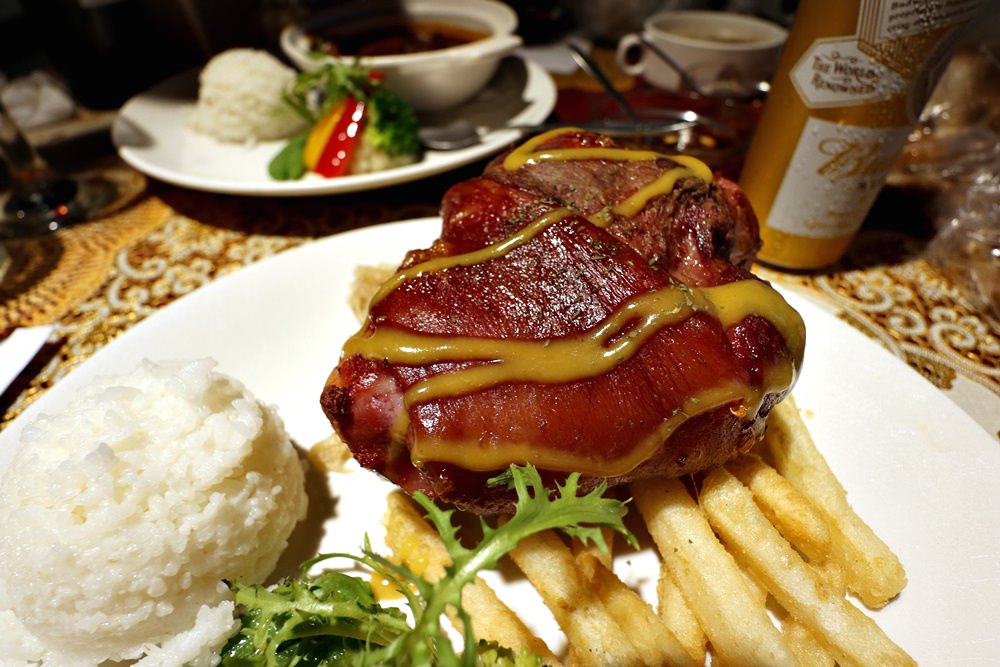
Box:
1, 218, 998, 664
112, 57, 556, 196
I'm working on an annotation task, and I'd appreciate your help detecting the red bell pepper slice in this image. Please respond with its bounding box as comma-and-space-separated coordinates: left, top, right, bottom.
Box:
315, 96, 366, 178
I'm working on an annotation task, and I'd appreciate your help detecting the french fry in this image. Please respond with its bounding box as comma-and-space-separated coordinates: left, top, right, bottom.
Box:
811, 556, 848, 599
307, 432, 353, 473
725, 453, 831, 564
382, 492, 562, 666
764, 396, 907, 608
575, 551, 698, 667
632, 477, 798, 667
655, 565, 706, 665
700, 467, 915, 666
782, 615, 836, 667
349, 263, 396, 322
508, 530, 642, 667
735, 553, 768, 609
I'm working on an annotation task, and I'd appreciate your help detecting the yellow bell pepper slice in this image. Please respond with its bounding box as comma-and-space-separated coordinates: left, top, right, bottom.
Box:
303, 100, 346, 172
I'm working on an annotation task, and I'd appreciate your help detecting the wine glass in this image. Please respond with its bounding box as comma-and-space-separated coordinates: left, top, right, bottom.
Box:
0, 96, 117, 238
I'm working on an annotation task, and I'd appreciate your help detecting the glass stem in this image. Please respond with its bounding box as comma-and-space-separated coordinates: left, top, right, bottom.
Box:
0, 98, 52, 183
0, 94, 84, 239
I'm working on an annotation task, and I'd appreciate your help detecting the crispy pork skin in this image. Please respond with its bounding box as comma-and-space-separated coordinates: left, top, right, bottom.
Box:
321, 129, 804, 514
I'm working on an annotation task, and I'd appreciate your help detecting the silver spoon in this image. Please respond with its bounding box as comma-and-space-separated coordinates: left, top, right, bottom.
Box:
635, 33, 708, 97
421, 43, 655, 151
418, 115, 729, 152
566, 42, 643, 123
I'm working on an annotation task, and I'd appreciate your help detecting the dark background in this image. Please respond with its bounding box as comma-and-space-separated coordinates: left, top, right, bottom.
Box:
0, 0, 800, 110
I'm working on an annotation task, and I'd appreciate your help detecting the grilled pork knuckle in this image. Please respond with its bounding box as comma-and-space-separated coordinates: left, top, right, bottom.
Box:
322, 129, 805, 514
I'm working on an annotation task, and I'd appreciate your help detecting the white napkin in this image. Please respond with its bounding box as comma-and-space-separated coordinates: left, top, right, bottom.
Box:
0, 325, 54, 396
0, 71, 77, 129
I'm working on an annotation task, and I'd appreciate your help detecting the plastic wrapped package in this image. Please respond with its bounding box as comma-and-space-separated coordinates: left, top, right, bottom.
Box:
924, 172, 1000, 319
889, 43, 1000, 319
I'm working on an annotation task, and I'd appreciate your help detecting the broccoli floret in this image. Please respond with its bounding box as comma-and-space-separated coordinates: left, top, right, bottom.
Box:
365, 89, 421, 158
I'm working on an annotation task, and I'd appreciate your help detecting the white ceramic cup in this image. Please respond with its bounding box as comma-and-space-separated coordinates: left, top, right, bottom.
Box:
616, 10, 787, 93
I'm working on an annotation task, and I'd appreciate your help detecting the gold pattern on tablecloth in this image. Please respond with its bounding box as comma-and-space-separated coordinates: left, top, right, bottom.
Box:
0, 213, 309, 427
0, 168, 152, 330
765, 230, 1000, 400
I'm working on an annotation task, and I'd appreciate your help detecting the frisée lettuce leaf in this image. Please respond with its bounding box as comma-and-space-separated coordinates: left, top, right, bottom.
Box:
219, 464, 635, 667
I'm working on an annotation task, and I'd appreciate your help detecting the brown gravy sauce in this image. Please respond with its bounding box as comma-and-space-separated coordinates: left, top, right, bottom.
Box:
313, 19, 489, 57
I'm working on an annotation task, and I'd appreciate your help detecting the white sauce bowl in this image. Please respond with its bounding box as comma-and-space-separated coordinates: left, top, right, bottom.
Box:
280, 0, 522, 112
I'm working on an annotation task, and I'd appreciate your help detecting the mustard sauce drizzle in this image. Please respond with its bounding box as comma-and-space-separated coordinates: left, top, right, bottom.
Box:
347, 280, 803, 406
337, 127, 805, 475
611, 165, 699, 220
347, 279, 803, 476
502, 127, 714, 182
368, 208, 573, 309
501, 127, 713, 227
410, 379, 753, 476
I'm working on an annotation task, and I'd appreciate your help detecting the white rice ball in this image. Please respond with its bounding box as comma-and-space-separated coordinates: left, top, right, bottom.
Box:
187, 48, 308, 143
0, 358, 308, 666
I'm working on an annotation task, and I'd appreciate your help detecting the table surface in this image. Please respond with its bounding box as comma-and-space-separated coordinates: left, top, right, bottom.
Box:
1, 48, 997, 443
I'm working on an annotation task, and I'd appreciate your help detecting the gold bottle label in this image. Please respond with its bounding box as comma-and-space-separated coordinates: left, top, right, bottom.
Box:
764, 118, 911, 239
856, 0, 981, 77
788, 36, 909, 111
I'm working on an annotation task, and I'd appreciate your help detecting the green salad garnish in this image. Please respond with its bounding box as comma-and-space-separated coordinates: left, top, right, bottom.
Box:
268, 60, 421, 181
219, 464, 635, 666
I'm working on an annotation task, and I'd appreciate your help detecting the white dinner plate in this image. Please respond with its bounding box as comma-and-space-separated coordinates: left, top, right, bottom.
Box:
111, 56, 556, 196
1, 218, 998, 664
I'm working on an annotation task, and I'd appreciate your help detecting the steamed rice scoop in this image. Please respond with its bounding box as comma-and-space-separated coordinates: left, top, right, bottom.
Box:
0, 359, 308, 666
187, 48, 308, 143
